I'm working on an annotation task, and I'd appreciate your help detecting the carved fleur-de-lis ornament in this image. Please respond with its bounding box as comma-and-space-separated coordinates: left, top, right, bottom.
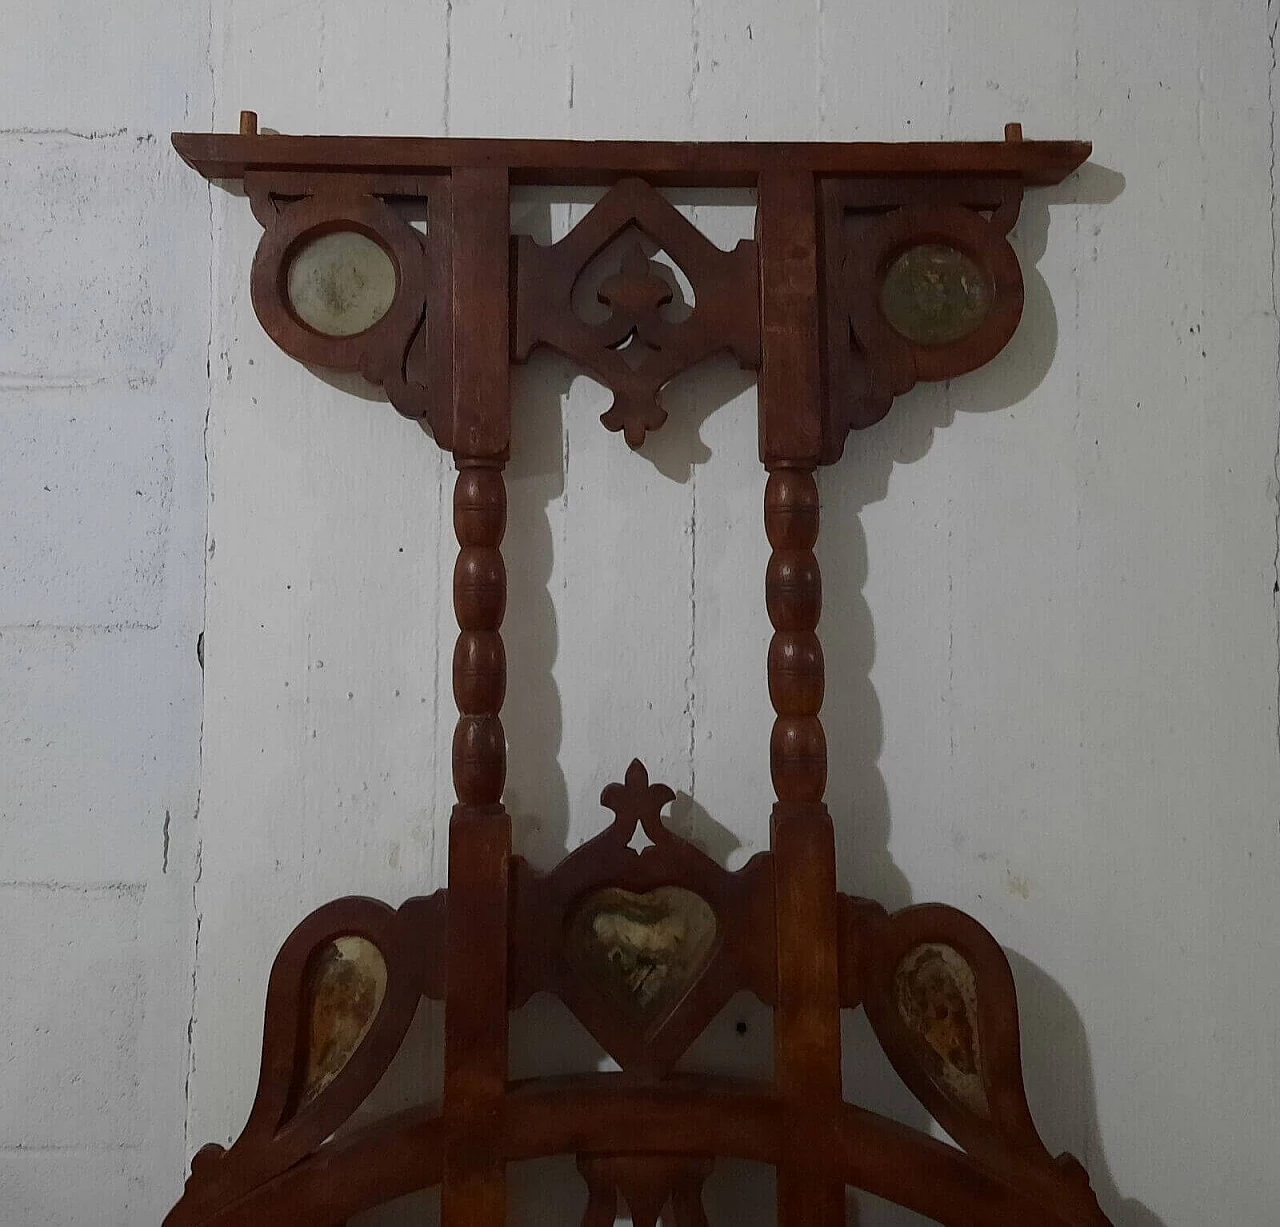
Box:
597, 241, 674, 341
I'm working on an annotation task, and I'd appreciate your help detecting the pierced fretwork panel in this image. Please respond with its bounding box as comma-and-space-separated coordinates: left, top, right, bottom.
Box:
510, 760, 776, 1074
579, 1155, 713, 1227
512, 178, 760, 448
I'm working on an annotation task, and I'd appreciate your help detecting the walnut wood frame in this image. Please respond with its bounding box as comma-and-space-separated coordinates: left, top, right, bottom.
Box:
167, 114, 1106, 1227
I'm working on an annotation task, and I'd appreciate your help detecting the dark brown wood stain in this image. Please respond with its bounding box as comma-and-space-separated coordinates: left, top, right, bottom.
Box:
165, 119, 1110, 1227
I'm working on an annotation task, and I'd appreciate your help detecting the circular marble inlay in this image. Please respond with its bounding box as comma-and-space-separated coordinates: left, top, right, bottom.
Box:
880, 243, 993, 346
287, 230, 397, 337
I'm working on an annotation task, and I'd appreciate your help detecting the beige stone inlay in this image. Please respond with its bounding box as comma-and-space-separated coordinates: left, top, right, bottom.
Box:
894, 942, 989, 1118
569, 886, 718, 1019
300, 935, 388, 1106
287, 230, 397, 337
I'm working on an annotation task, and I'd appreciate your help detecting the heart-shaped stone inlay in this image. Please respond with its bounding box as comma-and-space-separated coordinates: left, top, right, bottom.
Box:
568, 886, 718, 1022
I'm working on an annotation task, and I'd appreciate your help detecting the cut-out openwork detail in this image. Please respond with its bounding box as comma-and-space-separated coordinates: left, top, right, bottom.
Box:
244, 171, 454, 442
510, 760, 776, 1072
164, 840, 1111, 1227
819, 177, 1024, 461
512, 178, 761, 448
579, 1154, 713, 1227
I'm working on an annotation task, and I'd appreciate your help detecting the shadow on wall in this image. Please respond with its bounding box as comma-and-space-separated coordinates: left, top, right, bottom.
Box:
1011, 952, 1166, 1227
821, 180, 1074, 1219
502, 350, 574, 868
821, 163, 1151, 1227
350, 165, 1149, 1227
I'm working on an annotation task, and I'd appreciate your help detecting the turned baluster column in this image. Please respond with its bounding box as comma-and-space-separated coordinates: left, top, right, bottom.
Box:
441, 167, 511, 1227
765, 467, 826, 804
758, 168, 845, 1227
452, 464, 507, 806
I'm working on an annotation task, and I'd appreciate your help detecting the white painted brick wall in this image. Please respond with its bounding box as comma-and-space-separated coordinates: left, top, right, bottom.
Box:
3, 1, 1279, 1224
0, 1, 211, 1222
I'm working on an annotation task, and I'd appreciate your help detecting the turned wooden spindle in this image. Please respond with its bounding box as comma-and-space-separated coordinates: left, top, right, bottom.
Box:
443, 463, 510, 1226
764, 467, 827, 802
451, 463, 508, 805
764, 464, 843, 1227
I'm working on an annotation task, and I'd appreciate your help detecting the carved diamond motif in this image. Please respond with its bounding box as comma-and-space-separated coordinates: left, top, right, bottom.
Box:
513, 178, 760, 448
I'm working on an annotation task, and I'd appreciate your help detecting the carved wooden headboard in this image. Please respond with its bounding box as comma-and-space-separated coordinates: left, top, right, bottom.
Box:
166, 114, 1108, 1227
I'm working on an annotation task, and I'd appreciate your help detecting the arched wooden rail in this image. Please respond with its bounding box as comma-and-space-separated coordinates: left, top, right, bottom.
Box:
167, 117, 1107, 1227
172, 1077, 1109, 1227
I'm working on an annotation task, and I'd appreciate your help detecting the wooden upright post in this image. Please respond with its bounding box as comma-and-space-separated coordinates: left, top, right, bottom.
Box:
441, 166, 512, 1227
757, 169, 845, 1227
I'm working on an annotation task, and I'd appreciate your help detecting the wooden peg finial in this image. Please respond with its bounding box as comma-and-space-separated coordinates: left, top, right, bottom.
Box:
239, 110, 259, 136
1005, 122, 1024, 142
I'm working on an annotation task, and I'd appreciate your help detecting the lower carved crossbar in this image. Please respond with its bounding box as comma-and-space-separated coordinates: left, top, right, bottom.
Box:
166, 762, 1112, 1227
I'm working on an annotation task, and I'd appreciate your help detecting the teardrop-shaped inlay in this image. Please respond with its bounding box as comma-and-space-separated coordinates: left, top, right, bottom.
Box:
568, 887, 718, 1022
299, 935, 388, 1107
894, 942, 989, 1118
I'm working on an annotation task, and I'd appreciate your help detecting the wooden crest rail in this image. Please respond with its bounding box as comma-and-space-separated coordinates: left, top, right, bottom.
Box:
167, 114, 1107, 1226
